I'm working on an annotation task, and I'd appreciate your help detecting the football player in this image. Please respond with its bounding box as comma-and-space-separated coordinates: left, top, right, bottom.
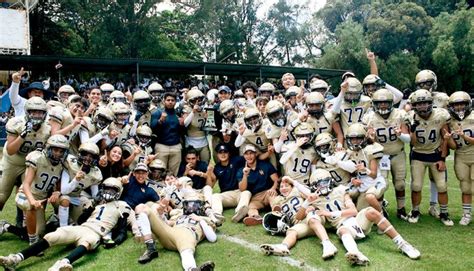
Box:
110, 102, 132, 146
363, 89, 410, 219
279, 123, 317, 185
313, 133, 352, 186
0, 97, 51, 211
258, 82, 275, 100
0, 177, 130, 271
264, 100, 294, 153
260, 176, 338, 259
182, 88, 211, 163
17, 135, 69, 244
406, 89, 453, 226
128, 125, 155, 170
58, 143, 103, 227
444, 91, 474, 225
304, 92, 343, 145
130, 90, 153, 135
147, 82, 165, 110
57, 85, 76, 104
99, 83, 115, 107
296, 169, 420, 265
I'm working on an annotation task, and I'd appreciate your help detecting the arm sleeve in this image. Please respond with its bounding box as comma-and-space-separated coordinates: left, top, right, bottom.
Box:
337, 160, 357, 173
235, 134, 245, 147
292, 181, 311, 196
199, 219, 217, 243
8, 82, 22, 106
279, 147, 296, 164
129, 121, 139, 137
386, 83, 403, 104
60, 170, 79, 195
183, 112, 194, 127
88, 133, 104, 144
90, 184, 99, 199
79, 128, 89, 143
273, 139, 284, 153
330, 90, 344, 114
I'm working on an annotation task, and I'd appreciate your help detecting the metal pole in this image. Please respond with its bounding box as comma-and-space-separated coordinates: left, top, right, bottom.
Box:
136, 62, 140, 86
203, 65, 206, 77
25, 0, 31, 55
259, 68, 262, 85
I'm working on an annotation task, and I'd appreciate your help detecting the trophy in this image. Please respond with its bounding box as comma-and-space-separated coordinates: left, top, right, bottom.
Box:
202, 105, 218, 132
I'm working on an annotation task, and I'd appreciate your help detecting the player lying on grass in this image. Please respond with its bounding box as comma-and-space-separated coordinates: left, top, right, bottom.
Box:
0, 177, 131, 271
260, 176, 338, 259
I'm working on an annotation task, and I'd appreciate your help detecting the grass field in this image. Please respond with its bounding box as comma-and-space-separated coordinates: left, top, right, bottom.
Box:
0, 153, 473, 271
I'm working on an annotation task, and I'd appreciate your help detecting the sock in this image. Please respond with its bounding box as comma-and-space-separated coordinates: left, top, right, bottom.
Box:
341, 233, 359, 254
136, 213, 152, 236
20, 239, 50, 259
278, 243, 289, 250
412, 205, 419, 212
65, 245, 87, 264
6, 224, 27, 239
58, 206, 69, 227
430, 182, 438, 205
322, 239, 333, 248
180, 248, 196, 270
440, 204, 448, 214
396, 197, 405, 209
28, 234, 38, 245
462, 204, 471, 215
392, 235, 405, 247
145, 239, 156, 251
16, 206, 24, 228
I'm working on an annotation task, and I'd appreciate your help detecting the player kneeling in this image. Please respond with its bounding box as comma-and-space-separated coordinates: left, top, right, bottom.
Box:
298, 169, 420, 266
0, 177, 130, 271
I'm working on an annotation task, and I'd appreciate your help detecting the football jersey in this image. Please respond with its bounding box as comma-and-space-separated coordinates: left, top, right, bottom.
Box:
183, 105, 207, 138
25, 150, 64, 200
347, 143, 384, 177
449, 112, 474, 155
173, 214, 214, 242
242, 121, 271, 152
306, 111, 338, 136
110, 123, 131, 146
315, 151, 352, 185
281, 145, 317, 185
65, 155, 103, 198
129, 146, 153, 170
272, 187, 303, 224
339, 95, 372, 134
82, 200, 131, 237
407, 108, 450, 154
362, 109, 407, 155
131, 110, 153, 127
311, 185, 349, 228
48, 107, 81, 139
4, 116, 51, 165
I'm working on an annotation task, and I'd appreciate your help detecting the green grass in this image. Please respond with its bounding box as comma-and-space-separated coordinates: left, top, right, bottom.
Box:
0, 155, 472, 270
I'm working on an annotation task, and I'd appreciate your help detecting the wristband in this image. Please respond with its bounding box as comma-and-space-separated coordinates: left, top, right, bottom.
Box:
20, 131, 28, 139
331, 211, 342, 219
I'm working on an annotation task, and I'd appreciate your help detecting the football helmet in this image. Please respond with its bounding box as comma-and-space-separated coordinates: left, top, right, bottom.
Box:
265, 100, 286, 128
234, 89, 245, 99
294, 122, 315, 149
410, 89, 433, 117
182, 193, 206, 216
345, 123, 367, 151
219, 100, 236, 122
93, 106, 114, 129
285, 86, 299, 99
100, 83, 115, 102
244, 107, 263, 132
262, 211, 291, 235
133, 90, 151, 113
148, 82, 164, 104
309, 79, 329, 94
78, 142, 100, 170
258, 82, 275, 98
110, 90, 127, 104
58, 85, 75, 102
448, 91, 472, 121
136, 125, 153, 147
111, 102, 131, 125
25, 97, 47, 127
372, 88, 394, 117
343, 77, 363, 105
362, 74, 384, 97
309, 169, 336, 195
101, 177, 123, 202
314, 132, 335, 157
305, 92, 325, 118
187, 88, 206, 110
149, 158, 166, 181
415, 70, 437, 92
46, 135, 69, 165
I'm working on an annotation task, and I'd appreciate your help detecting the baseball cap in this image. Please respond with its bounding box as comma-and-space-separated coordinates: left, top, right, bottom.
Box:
215, 143, 230, 153
218, 85, 232, 93
134, 163, 148, 172
243, 144, 257, 153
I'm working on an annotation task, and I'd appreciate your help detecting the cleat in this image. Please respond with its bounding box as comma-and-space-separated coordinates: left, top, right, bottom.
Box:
138, 249, 158, 264
407, 210, 420, 224
0, 220, 11, 235
322, 242, 338, 260
197, 261, 215, 271
396, 207, 408, 221
398, 242, 421, 260
0, 254, 22, 270
459, 213, 472, 226
345, 251, 370, 266
439, 213, 454, 226
48, 259, 73, 271
231, 206, 249, 223
243, 215, 262, 226
260, 244, 290, 256
428, 205, 440, 219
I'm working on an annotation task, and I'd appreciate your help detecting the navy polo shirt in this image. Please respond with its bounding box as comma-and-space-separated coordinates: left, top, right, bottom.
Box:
214, 156, 245, 192
236, 160, 277, 195
177, 160, 209, 189
121, 176, 160, 209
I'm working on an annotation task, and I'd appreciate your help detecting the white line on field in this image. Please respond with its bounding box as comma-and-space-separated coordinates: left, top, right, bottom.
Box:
218, 234, 322, 271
